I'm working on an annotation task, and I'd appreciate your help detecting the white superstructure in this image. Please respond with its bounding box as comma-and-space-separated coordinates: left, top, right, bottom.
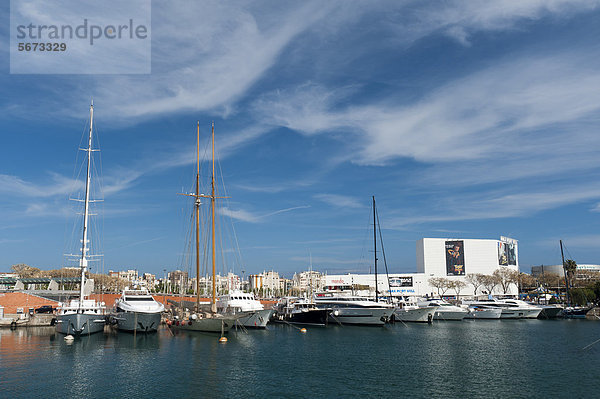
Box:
313, 293, 395, 326
217, 290, 273, 328
111, 288, 164, 332
418, 299, 468, 321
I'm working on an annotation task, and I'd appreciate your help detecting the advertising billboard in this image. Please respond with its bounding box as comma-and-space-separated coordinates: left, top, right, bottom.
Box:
389, 276, 413, 287
499, 239, 517, 266
498, 242, 508, 266
445, 240, 465, 275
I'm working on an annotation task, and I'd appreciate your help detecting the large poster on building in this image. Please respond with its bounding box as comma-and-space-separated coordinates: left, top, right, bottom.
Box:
507, 242, 516, 265
445, 240, 465, 275
498, 240, 517, 266
498, 242, 508, 266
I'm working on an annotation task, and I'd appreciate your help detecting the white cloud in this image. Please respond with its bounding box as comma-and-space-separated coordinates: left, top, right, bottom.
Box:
254, 53, 600, 170
314, 194, 364, 209
220, 205, 310, 223
0, 173, 81, 197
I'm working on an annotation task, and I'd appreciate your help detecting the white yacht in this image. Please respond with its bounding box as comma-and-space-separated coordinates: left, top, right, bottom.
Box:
56, 103, 107, 336
110, 288, 165, 332
313, 294, 395, 326
217, 290, 273, 328
463, 297, 542, 319
418, 299, 468, 321
56, 298, 107, 335
393, 298, 437, 323
501, 299, 543, 319
465, 305, 503, 319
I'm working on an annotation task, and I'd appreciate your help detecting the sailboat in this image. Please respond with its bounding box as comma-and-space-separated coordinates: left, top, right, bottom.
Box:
367, 196, 435, 323
559, 240, 590, 319
56, 102, 107, 336
168, 122, 239, 333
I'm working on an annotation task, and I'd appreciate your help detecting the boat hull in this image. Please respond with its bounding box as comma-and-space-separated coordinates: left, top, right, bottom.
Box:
537, 306, 563, 319
111, 311, 162, 333
273, 309, 330, 326
465, 308, 502, 319
394, 307, 436, 323
328, 307, 394, 325
170, 316, 234, 333
236, 309, 273, 328
56, 313, 106, 335
433, 309, 468, 321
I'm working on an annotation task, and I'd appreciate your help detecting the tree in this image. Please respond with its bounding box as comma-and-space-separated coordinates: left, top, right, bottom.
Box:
564, 259, 577, 288
570, 288, 594, 306
493, 267, 519, 295
11, 263, 43, 278
465, 273, 484, 296
480, 274, 499, 295
449, 280, 467, 299
428, 277, 451, 297
518, 273, 537, 292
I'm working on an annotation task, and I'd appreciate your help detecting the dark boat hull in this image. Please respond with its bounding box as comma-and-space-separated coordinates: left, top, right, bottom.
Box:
272, 309, 330, 326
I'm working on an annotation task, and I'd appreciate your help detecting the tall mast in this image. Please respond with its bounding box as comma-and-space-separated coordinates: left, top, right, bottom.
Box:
195, 121, 201, 312
560, 240, 570, 306
79, 102, 94, 305
373, 196, 378, 303
211, 122, 217, 313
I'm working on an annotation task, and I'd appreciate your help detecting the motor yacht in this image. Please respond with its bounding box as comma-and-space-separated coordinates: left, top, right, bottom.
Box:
418, 299, 468, 321
313, 293, 395, 326
109, 288, 164, 332
217, 290, 273, 328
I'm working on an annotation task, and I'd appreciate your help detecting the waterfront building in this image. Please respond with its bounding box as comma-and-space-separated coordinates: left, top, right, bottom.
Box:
531, 264, 600, 278
108, 269, 139, 285
325, 236, 520, 298
291, 270, 324, 294
249, 270, 282, 297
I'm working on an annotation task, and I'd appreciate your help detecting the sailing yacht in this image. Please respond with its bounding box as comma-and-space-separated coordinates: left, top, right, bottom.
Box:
56, 102, 107, 336
109, 288, 165, 332
168, 122, 239, 333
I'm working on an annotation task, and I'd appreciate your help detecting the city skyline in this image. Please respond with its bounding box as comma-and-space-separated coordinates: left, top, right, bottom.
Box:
2, 2, 600, 276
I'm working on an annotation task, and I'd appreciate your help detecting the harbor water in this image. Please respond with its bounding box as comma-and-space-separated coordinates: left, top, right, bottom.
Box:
1, 320, 599, 398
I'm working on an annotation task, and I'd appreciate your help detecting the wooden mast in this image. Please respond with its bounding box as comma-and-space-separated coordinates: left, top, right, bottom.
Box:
211, 122, 217, 313
195, 121, 200, 312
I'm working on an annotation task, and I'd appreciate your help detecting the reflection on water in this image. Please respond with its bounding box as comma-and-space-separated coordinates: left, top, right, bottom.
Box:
1, 322, 599, 398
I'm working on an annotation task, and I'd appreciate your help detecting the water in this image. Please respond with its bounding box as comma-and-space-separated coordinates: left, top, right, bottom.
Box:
1, 320, 599, 398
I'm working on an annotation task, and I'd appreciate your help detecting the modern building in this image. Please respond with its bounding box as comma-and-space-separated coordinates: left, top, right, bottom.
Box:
531, 264, 600, 278
324, 236, 520, 298
248, 270, 282, 297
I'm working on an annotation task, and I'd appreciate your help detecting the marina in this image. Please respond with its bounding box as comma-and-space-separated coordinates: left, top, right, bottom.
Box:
1, 321, 599, 398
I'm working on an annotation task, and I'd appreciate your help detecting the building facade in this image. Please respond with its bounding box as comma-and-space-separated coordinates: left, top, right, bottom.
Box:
325, 236, 520, 298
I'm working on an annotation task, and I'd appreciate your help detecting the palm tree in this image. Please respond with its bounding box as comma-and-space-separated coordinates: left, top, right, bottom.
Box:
564, 259, 578, 289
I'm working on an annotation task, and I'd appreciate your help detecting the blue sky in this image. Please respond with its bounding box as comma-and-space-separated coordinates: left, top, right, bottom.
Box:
2, 1, 600, 277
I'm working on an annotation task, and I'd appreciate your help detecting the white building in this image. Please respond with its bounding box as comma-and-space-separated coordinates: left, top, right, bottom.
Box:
292, 270, 324, 293
324, 236, 520, 298
531, 264, 600, 278
248, 270, 282, 297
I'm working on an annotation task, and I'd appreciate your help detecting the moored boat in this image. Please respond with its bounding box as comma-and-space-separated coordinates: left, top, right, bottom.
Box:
167, 123, 240, 334
418, 299, 468, 321
394, 303, 436, 323
314, 293, 395, 326
56, 102, 106, 336
217, 290, 273, 328
464, 305, 502, 319
109, 288, 164, 333
272, 297, 330, 326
